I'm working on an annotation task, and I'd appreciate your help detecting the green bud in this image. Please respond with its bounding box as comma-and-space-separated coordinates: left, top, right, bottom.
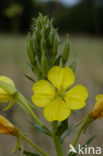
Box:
41, 34, 46, 52
49, 28, 54, 46
62, 34, 70, 66
52, 31, 58, 57
33, 31, 40, 52
26, 33, 36, 66
0, 79, 17, 95
41, 51, 48, 79
54, 55, 61, 66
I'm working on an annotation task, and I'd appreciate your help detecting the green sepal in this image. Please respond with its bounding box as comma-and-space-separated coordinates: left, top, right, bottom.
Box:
2, 99, 15, 111
62, 34, 70, 66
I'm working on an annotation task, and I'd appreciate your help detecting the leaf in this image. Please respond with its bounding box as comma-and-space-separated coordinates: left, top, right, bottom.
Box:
61, 125, 73, 143
29, 120, 52, 137
82, 135, 96, 147
23, 150, 40, 156
23, 74, 35, 83
56, 119, 68, 136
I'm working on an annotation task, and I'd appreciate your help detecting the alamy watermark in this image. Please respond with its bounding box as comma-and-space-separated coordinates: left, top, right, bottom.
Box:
68, 144, 102, 155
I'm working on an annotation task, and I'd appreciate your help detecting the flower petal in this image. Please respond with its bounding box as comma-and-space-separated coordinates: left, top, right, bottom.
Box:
48, 66, 75, 91
32, 80, 56, 107
96, 94, 103, 102
0, 76, 15, 103
43, 97, 71, 121
0, 115, 16, 135
64, 85, 88, 110
0, 76, 15, 87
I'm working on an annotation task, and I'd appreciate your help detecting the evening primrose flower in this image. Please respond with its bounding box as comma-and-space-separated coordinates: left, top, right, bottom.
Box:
89, 94, 103, 120
0, 76, 15, 103
0, 115, 16, 135
32, 66, 88, 121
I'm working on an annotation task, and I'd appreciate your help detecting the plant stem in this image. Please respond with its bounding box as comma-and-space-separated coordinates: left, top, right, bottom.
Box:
73, 119, 87, 147
18, 130, 49, 156
15, 91, 43, 126
52, 121, 63, 156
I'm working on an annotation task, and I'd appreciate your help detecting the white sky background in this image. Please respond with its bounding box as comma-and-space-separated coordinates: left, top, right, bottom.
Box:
41, 0, 80, 6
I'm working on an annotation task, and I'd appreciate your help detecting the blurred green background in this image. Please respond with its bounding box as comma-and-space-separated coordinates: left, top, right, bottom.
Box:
0, 0, 103, 156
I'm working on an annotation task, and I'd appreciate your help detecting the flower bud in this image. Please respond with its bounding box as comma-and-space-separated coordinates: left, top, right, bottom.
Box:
62, 34, 70, 66
89, 94, 103, 120
52, 31, 58, 57
0, 76, 16, 103
0, 115, 16, 135
41, 51, 48, 78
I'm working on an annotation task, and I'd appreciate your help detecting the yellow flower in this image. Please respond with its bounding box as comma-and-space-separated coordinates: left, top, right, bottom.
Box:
0, 76, 15, 103
32, 66, 88, 121
0, 115, 16, 135
89, 94, 103, 119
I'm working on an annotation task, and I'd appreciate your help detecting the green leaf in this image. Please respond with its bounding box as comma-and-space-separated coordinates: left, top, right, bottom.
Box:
23, 150, 40, 156
56, 119, 68, 136
60, 125, 73, 143
23, 74, 35, 83
29, 120, 52, 137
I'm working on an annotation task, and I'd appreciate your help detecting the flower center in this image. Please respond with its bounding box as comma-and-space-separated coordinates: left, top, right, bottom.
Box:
56, 88, 65, 100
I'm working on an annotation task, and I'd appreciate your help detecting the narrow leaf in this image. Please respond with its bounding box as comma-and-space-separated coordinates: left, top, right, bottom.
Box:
23, 74, 35, 83
61, 125, 73, 143
56, 119, 68, 136
24, 151, 40, 156
29, 120, 52, 137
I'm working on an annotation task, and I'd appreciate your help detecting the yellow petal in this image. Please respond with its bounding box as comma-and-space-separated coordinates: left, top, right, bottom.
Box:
0, 76, 15, 103
0, 115, 16, 135
90, 97, 103, 119
96, 94, 103, 102
0, 76, 15, 87
43, 97, 71, 121
48, 66, 75, 91
32, 80, 56, 107
64, 85, 88, 110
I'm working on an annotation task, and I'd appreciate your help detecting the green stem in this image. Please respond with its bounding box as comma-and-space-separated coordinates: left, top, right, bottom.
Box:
52, 121, 63, 156
15, 91, 43, 126
73, 119, 87, 147
18, 130, 49, 156
15, 91, 52, 136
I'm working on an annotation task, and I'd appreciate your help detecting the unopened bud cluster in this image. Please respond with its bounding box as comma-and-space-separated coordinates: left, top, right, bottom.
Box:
26, 13, 71, 79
